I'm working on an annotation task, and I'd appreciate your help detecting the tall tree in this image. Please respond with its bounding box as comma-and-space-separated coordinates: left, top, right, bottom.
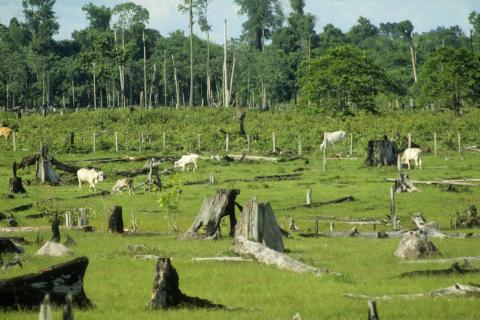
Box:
396, 20, 417, 83
234, 0, 284, 50
82, 3, 112, 31
196, 0, 212, 105
178, 0, 195, 106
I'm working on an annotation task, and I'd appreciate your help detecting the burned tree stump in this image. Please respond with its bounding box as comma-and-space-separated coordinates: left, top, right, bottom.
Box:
365, 136, 398, 166
9, 162, 26, 194
150, 257, 224, 309
51, 214, 60, 243
108, 206, 124, 233
394, 173, 420, 193
235, 199, 284, 252
237, 108, 246, 136
182, 189, 240, 239
36, 144, 59, 184
0, 257, 91, 309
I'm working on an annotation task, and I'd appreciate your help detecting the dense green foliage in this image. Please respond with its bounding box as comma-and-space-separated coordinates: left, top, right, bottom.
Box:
1, 1, 479, 112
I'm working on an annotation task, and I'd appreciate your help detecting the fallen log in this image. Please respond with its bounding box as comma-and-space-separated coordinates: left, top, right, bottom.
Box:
192, 257, 253, 262
384, 178, 479, 187
0, 257, 91, 309
224, 173, 302, 183
75, 190, 110, 199
343, 283, 480, 300
150, 257, 225, 309
226, 154, 278, 162
232, 236, 337, 276
403, 256, 480, 264
398, 262, 480, 278
393, 173, 420, 193
282, 196, 355, 210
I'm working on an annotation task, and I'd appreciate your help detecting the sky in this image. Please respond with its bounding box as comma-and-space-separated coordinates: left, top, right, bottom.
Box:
0, 0, 479, 43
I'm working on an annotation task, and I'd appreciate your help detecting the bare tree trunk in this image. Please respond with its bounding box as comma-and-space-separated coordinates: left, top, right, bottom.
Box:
42, 69, 45, 106
206, 32, 211, 105
409, 40, 418, 83
71, 80, 75, 108
148, 64, 157, 108
163, 53, 167, 107
93, 62, 96, 109
143, 31, 148, 109
223, 19, 229, 107
228, 51, 236, 106
171, 55, 180, 109
188, 0, 194, 107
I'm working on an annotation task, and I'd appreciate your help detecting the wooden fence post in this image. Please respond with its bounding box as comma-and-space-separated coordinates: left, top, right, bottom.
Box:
349, 133, 353, 155
368, 300, 379, 320
197, 133, 201, 151
306, 188, 312, 205
390, 186, 397, 231
434, 132, 437, 156
226, 133, 229, 152
458, 133, 462, 156
12, 132, 16, 152
65, 211, 73, 228
78, 208, 88, 227
247, 134, 250, 152
329, 221, 334, 232
92, 132, 96, 153
115, 132, 118, 154
408, 133, 412, 148
323, 147, 327, 171
315, 217, 319, 234
272, 131, 276, 153
397, 154, 401, 171
297, 133, 302, 156
163, 131, 166, 150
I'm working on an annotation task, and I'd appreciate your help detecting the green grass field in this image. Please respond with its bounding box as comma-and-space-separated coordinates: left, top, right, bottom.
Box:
1, 110, 480, 319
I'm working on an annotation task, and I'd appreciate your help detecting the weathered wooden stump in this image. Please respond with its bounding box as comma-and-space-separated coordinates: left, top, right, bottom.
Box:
454, 205, 479, 228
78, 208, 88, 227
9, 162, 26, 194
108, 206, 124, 233
394, 230, 440, 259
35, 144, 59, 184
235, 199, 284, 252
0, 257, 91, 309
365, 137, 398, 166
182, 189, 240, 239
368, 300, 380, 320
150, 257, 224, 309
51, 214, 60, 242
394, 173, 420, 192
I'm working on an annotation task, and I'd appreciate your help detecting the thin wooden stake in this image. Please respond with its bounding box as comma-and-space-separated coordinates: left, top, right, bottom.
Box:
350, 133, 353, 155
408, 133, 412, 149
434, 132, 437, 156
323, 147, 327, 171
163, 131, 166, 150
297, 133, 302, 155
306, 188, 312, 205
226, 133, 229, 152
458, 133, 462, 155
397, 154, 401, 171
315, 218, 319, 234
329, 221, 334, 232
197, 133, 201, 151
368, 300, 380, 320
247, 134, 250, 152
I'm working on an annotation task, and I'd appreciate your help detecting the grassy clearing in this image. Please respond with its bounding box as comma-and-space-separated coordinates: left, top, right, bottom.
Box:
0, 110, 480, 319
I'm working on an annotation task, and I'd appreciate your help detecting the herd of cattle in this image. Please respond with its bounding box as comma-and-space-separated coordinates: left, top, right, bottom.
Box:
1, 125, 423, 193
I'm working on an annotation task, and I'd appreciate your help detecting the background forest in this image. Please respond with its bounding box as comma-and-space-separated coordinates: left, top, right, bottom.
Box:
1, 0, 480, 115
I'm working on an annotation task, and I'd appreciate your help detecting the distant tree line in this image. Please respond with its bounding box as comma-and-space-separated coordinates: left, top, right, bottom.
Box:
0, 0, 479, 115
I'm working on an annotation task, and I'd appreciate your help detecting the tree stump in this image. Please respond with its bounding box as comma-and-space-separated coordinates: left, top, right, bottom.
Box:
364, 136, 398, 166
394, 230, 440, 259
150, 257, 224, 309
9, 162, 26, 194
394, 173, 420, 192
182, 189, 240, 239
0, 257, 91, 309
108, 206, 124, 233
235, 199, 284, 252
237, 108, 246, 136
78, 208, 88, 227
51, 214, 60, 243
35, 144, 59, 184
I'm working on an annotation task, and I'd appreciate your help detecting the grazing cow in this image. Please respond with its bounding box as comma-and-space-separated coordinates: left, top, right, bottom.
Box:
320, 131, 346, 150
401, 148, 422, 170
111, 178, 134, 196
0, 127, 13, 139
77, 168, 105, 191
174, 153, 199, 172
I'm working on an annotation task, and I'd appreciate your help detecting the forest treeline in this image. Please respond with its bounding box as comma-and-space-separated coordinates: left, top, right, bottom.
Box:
1, 0, 480, 115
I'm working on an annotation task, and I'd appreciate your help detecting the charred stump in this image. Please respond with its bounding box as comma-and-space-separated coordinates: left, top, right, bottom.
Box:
0, 257, 91, 309
365, 136, 398, 166
51, 215, 61, 243
237, 108, 246, 136
18, 154, 39, 170
108, 206, 124, 233
182, 189, 240, 239
9, 162, 26, 194
235, 199, 284, 252
36, 144, 59, 184
150, 257, 224, 309
394, 173, 420, 193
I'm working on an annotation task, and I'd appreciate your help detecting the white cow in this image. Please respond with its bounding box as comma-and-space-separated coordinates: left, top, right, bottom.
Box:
401, 148, 422, 170
320, 130, 346, 150
174, 153, 199, 172
111, 178, 134, 195
77, 168, 105, 191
